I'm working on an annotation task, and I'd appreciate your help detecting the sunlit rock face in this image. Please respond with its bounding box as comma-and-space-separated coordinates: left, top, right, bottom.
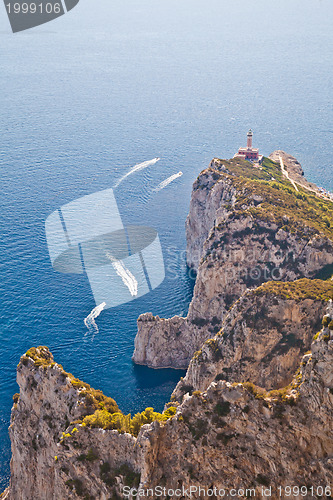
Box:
133, 155, 333, 370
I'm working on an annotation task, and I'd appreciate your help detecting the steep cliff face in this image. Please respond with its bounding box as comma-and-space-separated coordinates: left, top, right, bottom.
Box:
4, 306, 333, 499
172, 279, 333, 399
8, 349, 86, 500
7, 349, 139, 500
133, 156, 333, 369
5, 348, 155, 500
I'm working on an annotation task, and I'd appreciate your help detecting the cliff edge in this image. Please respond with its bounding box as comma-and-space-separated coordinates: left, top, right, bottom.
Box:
133, 154, 333, 369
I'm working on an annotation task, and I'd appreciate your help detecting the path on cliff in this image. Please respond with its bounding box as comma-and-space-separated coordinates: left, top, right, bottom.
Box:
279, 155, 299, 191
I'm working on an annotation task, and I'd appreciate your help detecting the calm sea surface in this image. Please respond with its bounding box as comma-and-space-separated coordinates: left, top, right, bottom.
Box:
0, 0, 332, 488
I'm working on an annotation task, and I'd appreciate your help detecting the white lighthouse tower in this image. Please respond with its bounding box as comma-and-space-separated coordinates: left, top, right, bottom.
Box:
247, 129, 253, 149
234, 129, 262, 163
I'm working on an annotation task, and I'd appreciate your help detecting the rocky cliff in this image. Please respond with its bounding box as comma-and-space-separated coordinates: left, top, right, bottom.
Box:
133, 154, 333, 369
3, 302, 333, 499
173, 279, 333, 400
3, 152, 333, 500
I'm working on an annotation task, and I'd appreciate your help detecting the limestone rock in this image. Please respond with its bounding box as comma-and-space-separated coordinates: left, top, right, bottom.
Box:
5, 327, 333, 498
133, 156, 333, 369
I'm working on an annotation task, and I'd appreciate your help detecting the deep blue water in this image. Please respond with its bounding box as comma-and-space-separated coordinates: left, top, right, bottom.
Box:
0, 0, 332, 489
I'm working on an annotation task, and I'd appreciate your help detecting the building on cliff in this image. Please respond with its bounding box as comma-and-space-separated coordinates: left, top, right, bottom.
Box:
234, 129, 263, 164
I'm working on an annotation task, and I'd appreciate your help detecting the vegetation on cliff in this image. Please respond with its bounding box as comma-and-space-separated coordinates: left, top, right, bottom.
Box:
22, 347, 177, 438
204, 157, 333, 240
253, 278, 333, 301
82, 406, 177, 437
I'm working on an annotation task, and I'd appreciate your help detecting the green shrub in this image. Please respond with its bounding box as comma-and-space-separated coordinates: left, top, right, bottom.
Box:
115, 464, 140, 488
243, 382, 267, 400
256, 474, 270, 487
216, 433, 234, 445
212, 157, 333, 241
192, 317, 209, 327
322, 316, 330, 327
65, 479, 84, 496
254, 279, 333, 303
214, 401, 231, 417
85, 449, 98, 462
180, 384, 194, 395
83, 406, 176, 437
100, 462, 111, 475
204, 339, 222, 362
12, 393, 20, 403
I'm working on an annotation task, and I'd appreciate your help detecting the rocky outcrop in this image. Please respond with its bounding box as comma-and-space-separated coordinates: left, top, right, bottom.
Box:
268, 150, 320, 194
5, 348, 151, 500
172, 279, 333, 400
4, 305, 333, 499
133, 156, 333, 369
134, 313, 188, 369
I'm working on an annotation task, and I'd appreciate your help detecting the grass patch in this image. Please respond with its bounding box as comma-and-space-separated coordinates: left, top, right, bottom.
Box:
253, 278, 333, 302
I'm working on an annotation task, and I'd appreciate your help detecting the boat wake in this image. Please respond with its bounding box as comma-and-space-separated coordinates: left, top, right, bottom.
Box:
114, 158, 160, 188
106, 252, 138, 297
154, 171, 183, 192
84, 302, 106, 335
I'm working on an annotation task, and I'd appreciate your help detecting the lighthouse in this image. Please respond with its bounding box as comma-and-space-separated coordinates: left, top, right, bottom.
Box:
247, 129, 253, 149
234, 129, 263, 163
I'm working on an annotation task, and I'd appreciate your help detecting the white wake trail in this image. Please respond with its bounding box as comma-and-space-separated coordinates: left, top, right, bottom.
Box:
84, 302, 106, 333
106, 253, 138, 297
114, 158, 160, 188
154, 171, 183, 192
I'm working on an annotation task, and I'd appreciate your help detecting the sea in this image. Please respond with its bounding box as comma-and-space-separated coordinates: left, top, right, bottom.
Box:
0, 0, 332, 489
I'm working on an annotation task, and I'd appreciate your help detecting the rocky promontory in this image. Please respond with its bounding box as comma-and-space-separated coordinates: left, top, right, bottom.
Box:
133, 154, 333, 369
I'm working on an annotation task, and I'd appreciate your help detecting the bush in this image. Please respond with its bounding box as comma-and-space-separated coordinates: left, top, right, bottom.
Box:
65, 478, 84, 496
214, 401, 231, 417
256, 474, 270, 487
116, 464, 140, 488
83, 406, 177, 437
100, 462, 111, 475
180, 384, 194, 395
12, 393, 20, 403
255, 279, 333, 303
192, 317, 209, 327
322, 316, 330, 327
204, 339, 222, 362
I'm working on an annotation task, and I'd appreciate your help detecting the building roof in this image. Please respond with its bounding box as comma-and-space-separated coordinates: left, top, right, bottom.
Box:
238, 147, 259, 153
